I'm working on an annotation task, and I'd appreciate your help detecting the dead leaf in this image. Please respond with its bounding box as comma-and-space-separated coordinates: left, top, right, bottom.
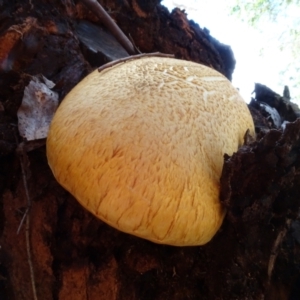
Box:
17, 75, 58, 141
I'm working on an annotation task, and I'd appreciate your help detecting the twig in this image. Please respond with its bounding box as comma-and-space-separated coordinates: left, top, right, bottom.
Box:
25, 210, 38, 300
128, 33, 142, 54
17, 206, 30, 234
81, 0, 137, 55
98, 52, 175, 72
267, 219, 292, 279
265, 218, 292, 297
16, 143, 38, 300
16, 143, 31, 234
16, 140, 45, 233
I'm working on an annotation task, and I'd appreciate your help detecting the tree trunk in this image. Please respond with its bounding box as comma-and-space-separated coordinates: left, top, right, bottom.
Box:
0, 1, 299, 299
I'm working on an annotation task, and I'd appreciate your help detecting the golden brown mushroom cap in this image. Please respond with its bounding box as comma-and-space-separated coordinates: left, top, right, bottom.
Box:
46, 57, 254, 246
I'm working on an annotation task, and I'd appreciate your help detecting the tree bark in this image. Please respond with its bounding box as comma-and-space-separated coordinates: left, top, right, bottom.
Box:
0, 1, 299, 299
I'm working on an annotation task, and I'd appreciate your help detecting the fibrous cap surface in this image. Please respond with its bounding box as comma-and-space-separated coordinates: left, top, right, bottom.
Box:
47, 57, 254, 246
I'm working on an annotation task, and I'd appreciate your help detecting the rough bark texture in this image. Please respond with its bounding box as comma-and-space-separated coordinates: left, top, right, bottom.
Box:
0, 1, 300, 299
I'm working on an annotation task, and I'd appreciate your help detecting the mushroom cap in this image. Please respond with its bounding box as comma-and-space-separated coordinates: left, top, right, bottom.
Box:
47, 57, 254, 246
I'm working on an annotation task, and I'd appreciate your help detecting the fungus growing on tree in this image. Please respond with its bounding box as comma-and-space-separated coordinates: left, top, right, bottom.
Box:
46, 56, 254, 246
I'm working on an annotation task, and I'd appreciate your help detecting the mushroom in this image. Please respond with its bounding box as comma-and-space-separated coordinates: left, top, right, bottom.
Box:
46, 56, 254, 246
